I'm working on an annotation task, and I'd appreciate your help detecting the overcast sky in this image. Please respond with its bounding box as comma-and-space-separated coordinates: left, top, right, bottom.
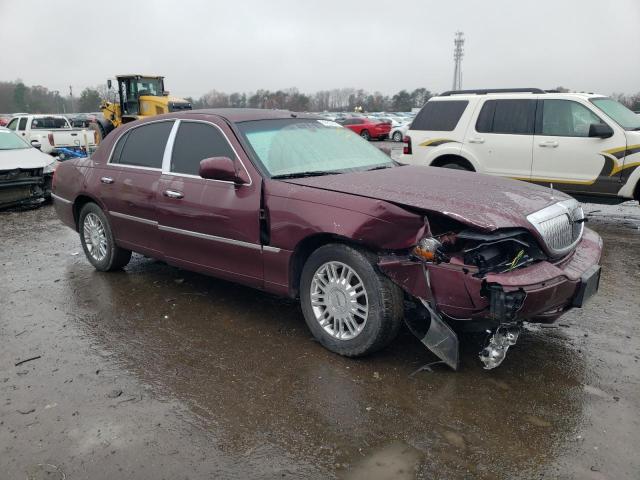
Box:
1, 0, 638, 98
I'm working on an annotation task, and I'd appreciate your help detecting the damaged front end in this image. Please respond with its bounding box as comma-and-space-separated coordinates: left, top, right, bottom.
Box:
379, 215, 600, 371
0, 168, 46, 210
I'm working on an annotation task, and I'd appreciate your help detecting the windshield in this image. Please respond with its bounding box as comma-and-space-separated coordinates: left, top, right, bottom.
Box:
136, 78, 163, 96
591, 98, 640, 130
238, 118, 395, 177
0, 130, 30, 150
31, 117, 70, 129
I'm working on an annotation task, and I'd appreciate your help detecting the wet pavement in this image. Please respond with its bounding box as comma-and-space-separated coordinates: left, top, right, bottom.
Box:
1, 203, 639, 479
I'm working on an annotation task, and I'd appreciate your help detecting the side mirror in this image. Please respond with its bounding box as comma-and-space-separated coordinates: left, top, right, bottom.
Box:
199, 157, 244, 183
31, 140, 42, 150
107, 79, 112, 89
588, 123, 614, 139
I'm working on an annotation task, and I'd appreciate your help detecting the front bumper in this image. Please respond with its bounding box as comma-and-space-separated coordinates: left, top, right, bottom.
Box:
379, 227, 603, 324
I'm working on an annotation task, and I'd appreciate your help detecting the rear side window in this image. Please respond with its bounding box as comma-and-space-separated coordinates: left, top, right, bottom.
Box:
475, 99, 536, 135
18, 118, 27, 131
411, 101, 468, 131
6, 118, 18, 130
170, 122, 236, 176
111, 121, 173, 168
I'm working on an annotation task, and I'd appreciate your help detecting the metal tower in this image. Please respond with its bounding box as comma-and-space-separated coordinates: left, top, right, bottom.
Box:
452, 31, 464, 91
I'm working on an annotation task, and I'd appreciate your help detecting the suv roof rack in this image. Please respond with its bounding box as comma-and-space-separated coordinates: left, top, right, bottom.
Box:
439, 88, 546, 96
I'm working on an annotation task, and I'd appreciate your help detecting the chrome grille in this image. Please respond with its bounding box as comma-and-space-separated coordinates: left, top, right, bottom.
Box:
526, 199, 584, 257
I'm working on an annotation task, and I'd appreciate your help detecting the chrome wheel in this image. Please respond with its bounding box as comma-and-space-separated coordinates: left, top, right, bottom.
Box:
83, 212, 107, 261
310, 261, 368, 340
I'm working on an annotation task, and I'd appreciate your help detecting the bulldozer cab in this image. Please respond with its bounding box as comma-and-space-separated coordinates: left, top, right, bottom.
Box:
115, 75, 166, 116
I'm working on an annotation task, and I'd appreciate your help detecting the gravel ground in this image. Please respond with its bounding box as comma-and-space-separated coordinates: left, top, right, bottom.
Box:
1, 196, 639, 479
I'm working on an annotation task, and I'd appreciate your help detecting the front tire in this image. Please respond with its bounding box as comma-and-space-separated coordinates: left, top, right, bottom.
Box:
79, 203, 131, 271
360, 129, 371, 141
392, 131, 403, 142
299, 244, 403, 357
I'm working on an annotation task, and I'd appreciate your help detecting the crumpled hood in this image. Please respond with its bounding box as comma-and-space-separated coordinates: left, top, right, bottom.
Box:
283, 165, 568, 231
0, 147, 54, 171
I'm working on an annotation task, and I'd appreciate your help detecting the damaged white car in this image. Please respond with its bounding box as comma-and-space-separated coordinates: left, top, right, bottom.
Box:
0, 127, 58, 209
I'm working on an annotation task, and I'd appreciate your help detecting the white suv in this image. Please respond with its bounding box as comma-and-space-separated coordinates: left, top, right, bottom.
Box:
402, 88, 640, 203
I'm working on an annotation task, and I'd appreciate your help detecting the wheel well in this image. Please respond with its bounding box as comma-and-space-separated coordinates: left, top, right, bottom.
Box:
72, 195, 99, 230
431, 155, 475, 171
288, 234, 366, 298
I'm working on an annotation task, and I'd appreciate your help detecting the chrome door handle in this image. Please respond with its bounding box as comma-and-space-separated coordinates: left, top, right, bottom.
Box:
100, 177, 114, 184
468, 136, 485, 144
539, 140, 559, 148
163, 189, 184, 199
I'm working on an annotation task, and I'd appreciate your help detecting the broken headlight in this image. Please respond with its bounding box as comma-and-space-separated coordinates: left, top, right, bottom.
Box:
412, 237, 450, 263
458, 229, 545, 276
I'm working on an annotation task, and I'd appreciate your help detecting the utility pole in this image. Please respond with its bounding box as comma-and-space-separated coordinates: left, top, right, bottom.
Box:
69, 85, 74, 113
452, 31, 465, 91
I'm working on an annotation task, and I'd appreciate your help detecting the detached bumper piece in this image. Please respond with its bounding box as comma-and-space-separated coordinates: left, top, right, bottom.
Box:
479, 324, 521, 370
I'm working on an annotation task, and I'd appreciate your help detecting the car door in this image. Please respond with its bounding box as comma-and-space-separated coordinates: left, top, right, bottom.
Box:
156, 118, 263, 288
531, 99, 623, 195
104, 120, 174, 257
466, 98, 537, 179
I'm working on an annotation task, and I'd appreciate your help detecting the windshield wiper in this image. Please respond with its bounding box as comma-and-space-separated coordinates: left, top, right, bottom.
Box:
271, 170, 342, 179
365, 165, 394, 171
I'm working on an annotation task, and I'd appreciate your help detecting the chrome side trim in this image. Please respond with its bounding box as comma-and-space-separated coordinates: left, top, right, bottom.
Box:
162, 120, 181, 172
51, 193, 72, 204
262, 246, 281, 253
159, 224, 262, 250
110, 211, 158, 226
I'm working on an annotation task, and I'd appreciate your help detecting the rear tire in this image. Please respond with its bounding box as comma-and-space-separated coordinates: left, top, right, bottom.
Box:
392, 131, 403, 142
79, 202, 131, 271
360, 129, 371, 141
299, 243, 403, 357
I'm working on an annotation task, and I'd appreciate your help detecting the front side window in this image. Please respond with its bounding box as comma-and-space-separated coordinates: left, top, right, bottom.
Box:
476, 99, 536, 135
0, 130, 30, 150
411, 100, 468, 131
541, 100, 604, 137
238, 118, 394, 177
171, 122, 236, 176
111, 121, 173, 168
591, 98, 640, 131
18, 118, 27, 131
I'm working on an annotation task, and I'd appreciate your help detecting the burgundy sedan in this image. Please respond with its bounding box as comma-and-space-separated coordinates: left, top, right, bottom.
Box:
52, 109, 602, 370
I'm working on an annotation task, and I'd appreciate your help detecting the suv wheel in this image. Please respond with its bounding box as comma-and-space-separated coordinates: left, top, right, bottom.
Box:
79, 202, 132, 271
441, 162, 472, 171
299, 244, 403, 357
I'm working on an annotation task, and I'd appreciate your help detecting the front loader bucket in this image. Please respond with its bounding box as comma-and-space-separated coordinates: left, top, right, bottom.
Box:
405, 300, 460, 370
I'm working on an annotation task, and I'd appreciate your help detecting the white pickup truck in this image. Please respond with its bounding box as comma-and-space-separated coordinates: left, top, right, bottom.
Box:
5, 114, 96, 155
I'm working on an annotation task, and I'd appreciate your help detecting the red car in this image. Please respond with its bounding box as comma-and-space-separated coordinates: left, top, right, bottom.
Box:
339, 117, 391, 140
52, 109, 602, 370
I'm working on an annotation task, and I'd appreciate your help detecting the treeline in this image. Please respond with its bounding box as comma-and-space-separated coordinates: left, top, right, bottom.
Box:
187, 87, 435, 112
0, 80, 104, 114
2, 80, 640, 114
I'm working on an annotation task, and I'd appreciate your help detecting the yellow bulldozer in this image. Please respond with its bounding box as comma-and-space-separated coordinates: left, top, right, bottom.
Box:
90, 74, 192, 142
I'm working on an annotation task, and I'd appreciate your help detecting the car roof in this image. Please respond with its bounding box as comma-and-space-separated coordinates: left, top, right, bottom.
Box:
432, 90, 607, 101
178, 108, 321, 123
